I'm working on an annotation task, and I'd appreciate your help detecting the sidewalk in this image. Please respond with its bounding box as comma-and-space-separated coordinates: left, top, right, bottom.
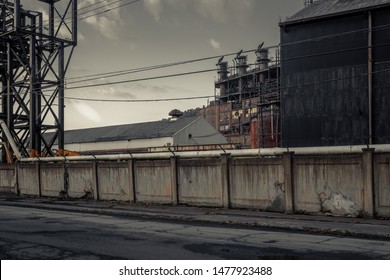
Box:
0, 195, 389, 240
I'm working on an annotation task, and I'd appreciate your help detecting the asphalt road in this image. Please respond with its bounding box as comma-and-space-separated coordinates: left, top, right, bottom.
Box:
1, 205, 389, 260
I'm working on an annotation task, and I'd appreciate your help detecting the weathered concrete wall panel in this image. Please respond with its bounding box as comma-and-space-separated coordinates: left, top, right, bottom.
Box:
294, 155, 364, 217
178, 159, 222, 206
135, 160, 172, 204
97, 162, 130, 201
17, 164, 38, 196
374, 154, 390, 217
67, 163, 94, 198
5, 149, 390, 218
0, 165, 16, 194
230, 158, 284, 211
40, 163, 64, 197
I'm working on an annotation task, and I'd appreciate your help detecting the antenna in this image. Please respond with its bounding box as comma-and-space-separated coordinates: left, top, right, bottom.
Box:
256, 42, 265, 57
217, 56, 225, 65
236, 49, 243, 59
257, 42, 265, 52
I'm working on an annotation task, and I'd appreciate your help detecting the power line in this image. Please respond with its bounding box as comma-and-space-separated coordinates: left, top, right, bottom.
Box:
78, 0, 142, 22
16, 1, 390, 51
12, 66, 390, 103
38, 0, 142, 32
64, 95, 214, 103
65, 49, 257, 85
64, 41, 390, 90
10, 40, 390, 98
66, 68, 218, 90
62, 17, 390, 86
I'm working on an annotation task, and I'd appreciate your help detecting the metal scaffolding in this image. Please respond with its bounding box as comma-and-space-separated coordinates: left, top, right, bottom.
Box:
213, 47, 281, 148
0, 0, 77, 163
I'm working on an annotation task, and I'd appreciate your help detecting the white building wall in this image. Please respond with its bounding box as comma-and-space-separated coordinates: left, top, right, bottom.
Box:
174, 118, 228, 146
65, 137, 173, 153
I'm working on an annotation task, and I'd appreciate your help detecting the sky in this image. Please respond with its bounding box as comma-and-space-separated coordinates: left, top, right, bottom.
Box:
26, 0, 304, 130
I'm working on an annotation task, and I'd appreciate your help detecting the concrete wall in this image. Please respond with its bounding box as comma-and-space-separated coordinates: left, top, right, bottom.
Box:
1, 148, 389, 218
374, 153, 390, 217
40, 163, 64, 197
97, 162, 132, 201
67, 163, 95, 198
0, 164, 16, 194
178, 159, 223, 206
17, 163, 39, 196
134, 160, 172, 204
229, 157, 284, 211
294, 155, 364, 216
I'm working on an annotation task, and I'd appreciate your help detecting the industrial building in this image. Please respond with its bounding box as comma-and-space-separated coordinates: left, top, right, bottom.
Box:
280, 0, 390, 147
2, 0, 390, 162
198, 47, 281, 149
200, 0, 390, 149
52, 115, 228, 154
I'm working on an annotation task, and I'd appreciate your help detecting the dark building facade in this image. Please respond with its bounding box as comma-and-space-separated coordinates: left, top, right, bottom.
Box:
280, 0, 390, 147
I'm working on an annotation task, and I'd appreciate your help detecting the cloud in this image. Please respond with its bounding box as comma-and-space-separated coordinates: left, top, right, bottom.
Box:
209, 38, 221, 50
195, 0, 254, 23
144, 0, 254, 23
80, 0, 125, 39
72, 102, 102, 123
95, 85, 136, 99
144, 0, 163, 22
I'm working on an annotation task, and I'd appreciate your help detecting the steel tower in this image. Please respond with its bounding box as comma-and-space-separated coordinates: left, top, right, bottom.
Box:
0, 0, 77, 163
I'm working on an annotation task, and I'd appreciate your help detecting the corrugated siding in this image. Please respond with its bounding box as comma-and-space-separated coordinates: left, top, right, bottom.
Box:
281, 7, 390, 147
283, 0, 390, 25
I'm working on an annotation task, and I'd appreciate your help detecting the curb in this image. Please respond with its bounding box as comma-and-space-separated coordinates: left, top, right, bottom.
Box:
1, 198, 389, 241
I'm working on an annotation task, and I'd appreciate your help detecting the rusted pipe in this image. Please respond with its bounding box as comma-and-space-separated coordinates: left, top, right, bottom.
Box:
0, 120, 22, 160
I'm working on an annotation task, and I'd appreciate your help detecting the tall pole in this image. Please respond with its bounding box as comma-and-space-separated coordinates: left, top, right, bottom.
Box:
368, 11, 373, 145
29, 34, 37, 157
6, 43, 14, 163
58, 42, 65, 156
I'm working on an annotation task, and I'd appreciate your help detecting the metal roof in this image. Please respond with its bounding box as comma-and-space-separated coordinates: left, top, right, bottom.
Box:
61, 116, 199, 144
282, 0, 390, 25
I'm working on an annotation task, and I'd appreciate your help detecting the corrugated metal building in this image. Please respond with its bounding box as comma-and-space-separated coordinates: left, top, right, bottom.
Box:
280, 0, 390, 147
54, 116, 228, 154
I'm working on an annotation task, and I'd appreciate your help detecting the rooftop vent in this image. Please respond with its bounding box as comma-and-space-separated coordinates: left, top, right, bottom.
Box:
169, 109, 183, 121
304, 0, 315, 7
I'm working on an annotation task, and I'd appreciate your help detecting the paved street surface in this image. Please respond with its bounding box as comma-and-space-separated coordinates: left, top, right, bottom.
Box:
1, 198, 390, 260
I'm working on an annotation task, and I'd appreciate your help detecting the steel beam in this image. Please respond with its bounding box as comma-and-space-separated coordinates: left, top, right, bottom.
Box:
0, 0, 77, 162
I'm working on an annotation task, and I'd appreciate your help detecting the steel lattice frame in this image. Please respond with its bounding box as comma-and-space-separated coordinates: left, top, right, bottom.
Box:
0, 0, 77, 162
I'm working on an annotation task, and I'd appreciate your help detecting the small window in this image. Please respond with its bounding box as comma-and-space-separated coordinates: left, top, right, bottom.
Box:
188, 134, 192, 139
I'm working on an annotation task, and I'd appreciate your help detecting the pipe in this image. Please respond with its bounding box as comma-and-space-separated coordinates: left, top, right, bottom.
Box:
0, 120, 22, 160
49, 0, 54, 38
72, 0, 78, 44
14, 0, 20, 29
18, 144, 390, 163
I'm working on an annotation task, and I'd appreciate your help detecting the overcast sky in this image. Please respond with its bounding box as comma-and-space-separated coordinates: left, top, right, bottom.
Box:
26, 0, 304, 130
